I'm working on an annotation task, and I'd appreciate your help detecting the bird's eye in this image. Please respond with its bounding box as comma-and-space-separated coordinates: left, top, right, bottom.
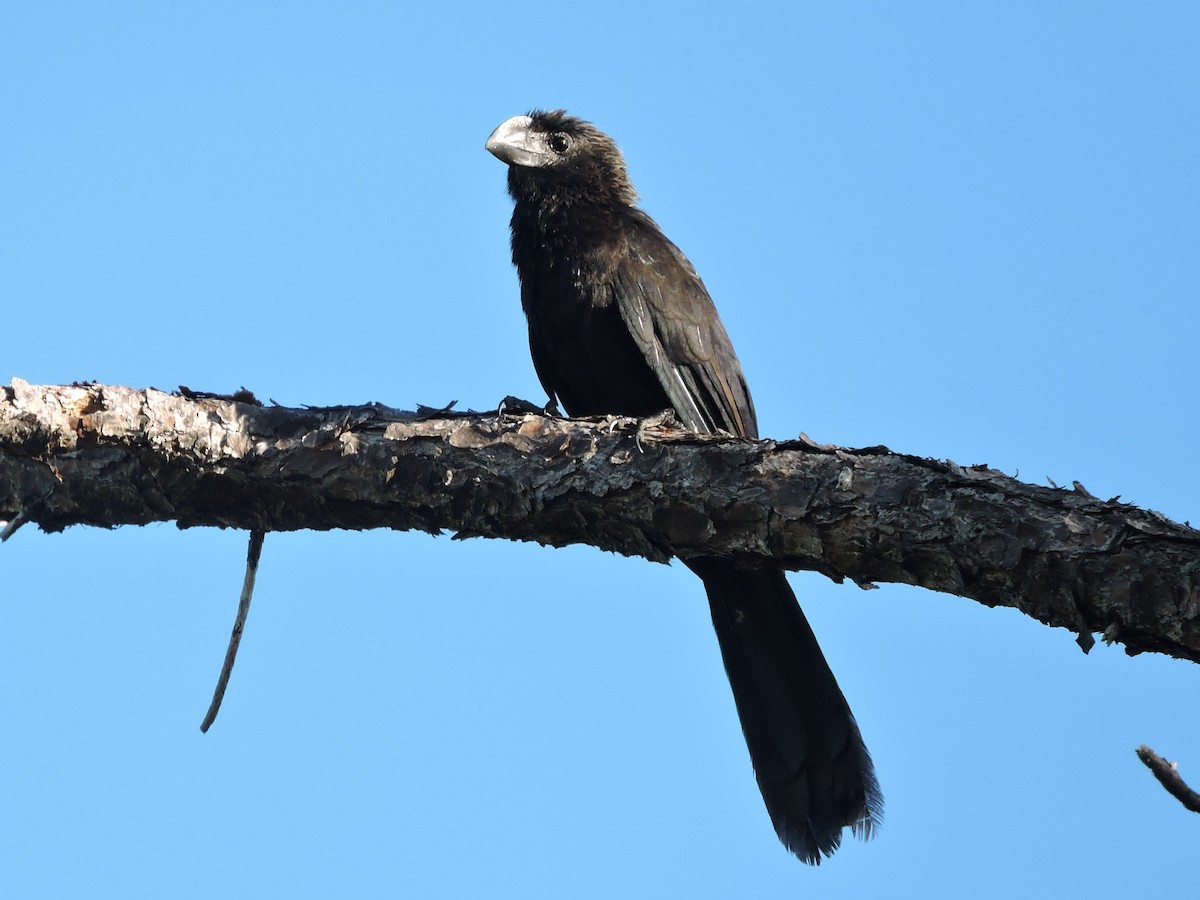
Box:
548, 133, 571, 154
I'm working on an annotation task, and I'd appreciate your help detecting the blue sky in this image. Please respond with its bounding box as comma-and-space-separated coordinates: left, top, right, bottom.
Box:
3, 3, 1198, 897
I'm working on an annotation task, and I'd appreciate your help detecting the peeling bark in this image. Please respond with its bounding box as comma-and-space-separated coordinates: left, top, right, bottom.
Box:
2, 378, 1198, 662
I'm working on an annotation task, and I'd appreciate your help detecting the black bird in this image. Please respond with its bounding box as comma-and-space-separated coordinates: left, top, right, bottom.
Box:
486, 110, 882, 863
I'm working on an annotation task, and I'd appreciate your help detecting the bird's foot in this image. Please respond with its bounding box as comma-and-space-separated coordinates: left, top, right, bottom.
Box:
598, 408, 677, 452
634, 408, 678, 451
496, 396, 561, 418
600, 413, 641, 434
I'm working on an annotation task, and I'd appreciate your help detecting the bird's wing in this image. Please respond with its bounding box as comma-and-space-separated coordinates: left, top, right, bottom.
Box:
611, 212, 758, 438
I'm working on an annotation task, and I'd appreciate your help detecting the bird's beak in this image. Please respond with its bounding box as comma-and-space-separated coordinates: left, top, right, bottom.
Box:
486, 115, 546, 168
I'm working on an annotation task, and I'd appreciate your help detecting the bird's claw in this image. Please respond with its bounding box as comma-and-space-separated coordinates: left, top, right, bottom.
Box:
496, 396, 557, 418
599, 409, 676, 452
634, 408, 677, 452
603, 414, 640, 434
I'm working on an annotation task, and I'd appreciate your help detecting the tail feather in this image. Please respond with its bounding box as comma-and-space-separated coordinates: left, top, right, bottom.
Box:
685, 557, 882, 863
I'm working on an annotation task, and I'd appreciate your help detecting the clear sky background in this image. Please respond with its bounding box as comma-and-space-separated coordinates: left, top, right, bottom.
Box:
3, 3, 1198, 898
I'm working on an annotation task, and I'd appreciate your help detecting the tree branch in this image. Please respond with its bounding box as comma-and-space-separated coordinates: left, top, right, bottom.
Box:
3, 379, 1198, 662
1136, 745, 1200, 813
200, 528, 265, 733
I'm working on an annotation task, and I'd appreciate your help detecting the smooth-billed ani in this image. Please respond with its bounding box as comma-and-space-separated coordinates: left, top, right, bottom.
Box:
486, 110, 882, 863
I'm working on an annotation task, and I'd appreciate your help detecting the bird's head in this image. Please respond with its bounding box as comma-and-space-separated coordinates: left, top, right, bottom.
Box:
486, 110, 636, 206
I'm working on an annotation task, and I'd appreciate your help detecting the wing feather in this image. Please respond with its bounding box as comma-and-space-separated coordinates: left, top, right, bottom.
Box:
611, 213, 758, 438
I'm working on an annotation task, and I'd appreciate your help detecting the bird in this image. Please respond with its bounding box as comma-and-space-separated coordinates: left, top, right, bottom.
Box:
486, 109, 882, 863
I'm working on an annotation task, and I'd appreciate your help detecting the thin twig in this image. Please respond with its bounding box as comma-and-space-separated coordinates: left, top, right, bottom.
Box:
200, 529, 266, 733
0, 510, 29, 542
1136, 745, 1200, 813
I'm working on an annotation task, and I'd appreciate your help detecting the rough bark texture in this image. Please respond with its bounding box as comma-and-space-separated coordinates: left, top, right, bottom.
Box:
3, 379, 1198, 662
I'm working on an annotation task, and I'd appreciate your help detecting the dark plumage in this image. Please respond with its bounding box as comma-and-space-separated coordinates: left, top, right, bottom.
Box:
486, 109, 882, 863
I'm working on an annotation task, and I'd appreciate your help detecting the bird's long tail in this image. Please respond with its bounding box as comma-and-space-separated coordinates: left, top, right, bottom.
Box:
684, 558, 882, 864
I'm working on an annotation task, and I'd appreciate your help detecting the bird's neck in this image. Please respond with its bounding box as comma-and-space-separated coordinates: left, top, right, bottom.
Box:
512, 191, 630, 256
